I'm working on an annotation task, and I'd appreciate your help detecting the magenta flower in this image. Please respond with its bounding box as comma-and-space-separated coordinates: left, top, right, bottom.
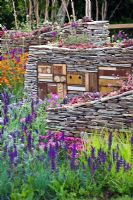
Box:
51, 31, 57, 37
51, 94, 59, 100
20, 118, 27, 123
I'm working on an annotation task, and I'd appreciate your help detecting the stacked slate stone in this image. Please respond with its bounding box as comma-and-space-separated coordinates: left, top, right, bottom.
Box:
1, 25, 53, 51
61, 21, 110, 45
46, 90, 133, 137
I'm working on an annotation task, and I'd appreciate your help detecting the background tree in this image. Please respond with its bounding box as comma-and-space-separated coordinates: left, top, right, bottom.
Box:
0, 0, 133, 29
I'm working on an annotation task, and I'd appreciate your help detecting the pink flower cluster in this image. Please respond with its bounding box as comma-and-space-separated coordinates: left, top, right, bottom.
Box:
39, 132, 83, 152
47, 93, 61, 108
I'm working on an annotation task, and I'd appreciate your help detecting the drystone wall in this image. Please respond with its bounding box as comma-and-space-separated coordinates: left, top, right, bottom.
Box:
25, 45, 133, 97
1, 21, 109, 51
61, 21, 109, 44
46, 90, 133, 137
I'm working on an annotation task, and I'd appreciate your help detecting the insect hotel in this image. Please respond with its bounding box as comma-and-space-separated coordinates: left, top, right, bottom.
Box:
25, 21, 133, 100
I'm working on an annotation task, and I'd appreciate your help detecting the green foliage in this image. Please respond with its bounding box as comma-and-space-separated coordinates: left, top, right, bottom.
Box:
0, 162, 12, 197
64, 33, 89, 45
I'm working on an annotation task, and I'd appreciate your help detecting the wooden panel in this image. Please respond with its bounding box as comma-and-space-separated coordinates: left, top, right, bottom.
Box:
85, 72, 98, 92
38, 74, 53, 82
54, 75, 66, 83
38, 82, 47, 100
53, 64, 66, 75
99, 78, 121, 87
67, 74, 84, 85
38, 65, 52, 74
99, 86, 119, 93
47, 83, 57, 94
68, 86, 86, 91
99, 67, 117, 71
57, 83, 66, 98
109, 23, 133, 29
99, 67, 131, 77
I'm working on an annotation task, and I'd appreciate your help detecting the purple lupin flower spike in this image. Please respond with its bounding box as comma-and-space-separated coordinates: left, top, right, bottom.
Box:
87, 157, 91, 168
48, 145, 56, 171
14, 144, 18, 157
27, 133, 32, 150
47, 131, 52, 140
70, 143, 76, 170
88, 156, 96, 176
8, 148, 16, 164
91, 147, 95, 159
108, 162, 112, 172
26, 114, 32, 124
31, 100, 34, 114
99, 151, 106, 164
22, 124, 27, 133
91, 163, 96, 176
116, 159, 121, 172
124, 163, 131, 171
61, 131, 65, 142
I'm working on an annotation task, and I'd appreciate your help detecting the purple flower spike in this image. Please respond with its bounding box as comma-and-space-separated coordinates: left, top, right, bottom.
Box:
98, 150, 106, 164
124, 163, 131, 171
70, 143, 76, 170
8, 151, 15, 164
48, 145, 56, 171
116, 159, 122, 172
27, 133, 32, 150
61, 131, 65, 142
4, 115, 9, 125
108, 162, 112, 171
91, 147, 95, 159
87, 157, 91, 168
26, 114, 32, 124
131, 136, 133, 145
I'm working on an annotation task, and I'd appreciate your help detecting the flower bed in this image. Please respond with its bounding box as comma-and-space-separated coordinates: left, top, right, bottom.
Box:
0, 91, 133, 199
0, 48, 28, 94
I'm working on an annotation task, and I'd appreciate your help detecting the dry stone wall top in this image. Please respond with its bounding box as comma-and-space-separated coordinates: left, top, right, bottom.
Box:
46, 90, 133, 137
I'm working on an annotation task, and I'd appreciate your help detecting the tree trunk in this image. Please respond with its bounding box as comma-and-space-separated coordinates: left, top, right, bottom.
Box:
51, 0, 57, 22
23, 0, 28, 16
85, 0, 91, 18
57, 0, 70, 25
71, 0, 76, 21
95, 0, 98, 20
12, 0, 18, 29
45, 0, 49, 21
29, 0, 32, 29
102, 0, 107, 20
34, 0, 40, 27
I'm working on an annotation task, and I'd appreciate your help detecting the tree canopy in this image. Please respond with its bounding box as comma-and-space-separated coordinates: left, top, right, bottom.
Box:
0, 0, 133, 29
